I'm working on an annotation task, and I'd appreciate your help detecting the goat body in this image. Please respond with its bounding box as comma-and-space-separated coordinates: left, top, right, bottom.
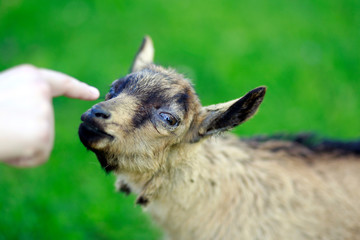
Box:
78, 36, 360, 240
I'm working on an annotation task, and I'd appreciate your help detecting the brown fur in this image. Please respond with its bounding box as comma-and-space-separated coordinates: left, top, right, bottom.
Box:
78, 36, 360, 240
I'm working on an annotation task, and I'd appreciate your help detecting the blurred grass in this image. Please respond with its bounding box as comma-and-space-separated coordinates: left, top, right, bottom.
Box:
0, 0, 359, 239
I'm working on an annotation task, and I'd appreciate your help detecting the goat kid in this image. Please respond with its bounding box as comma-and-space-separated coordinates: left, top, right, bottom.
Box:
79, 36, 360, 240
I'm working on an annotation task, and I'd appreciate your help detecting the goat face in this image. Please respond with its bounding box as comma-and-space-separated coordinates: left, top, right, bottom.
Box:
78, 36, 266, 173
79, 66, 200, 173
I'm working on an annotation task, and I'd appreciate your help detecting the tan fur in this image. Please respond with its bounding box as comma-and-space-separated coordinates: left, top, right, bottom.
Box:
79, 37, 360, 240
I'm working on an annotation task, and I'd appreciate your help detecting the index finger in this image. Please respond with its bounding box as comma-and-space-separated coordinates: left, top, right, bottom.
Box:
39, 68, 100, 100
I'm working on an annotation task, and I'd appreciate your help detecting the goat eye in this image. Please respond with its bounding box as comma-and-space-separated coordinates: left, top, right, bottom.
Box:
159, 112, 178, 126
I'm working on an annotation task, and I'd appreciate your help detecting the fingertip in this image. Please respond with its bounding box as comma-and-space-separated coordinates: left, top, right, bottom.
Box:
87, 86, 100, 100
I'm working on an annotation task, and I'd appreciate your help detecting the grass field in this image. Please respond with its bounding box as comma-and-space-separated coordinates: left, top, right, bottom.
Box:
0, 0, 359, 239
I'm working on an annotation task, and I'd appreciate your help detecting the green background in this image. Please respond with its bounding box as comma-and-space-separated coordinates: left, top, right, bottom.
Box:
0, 0, 359, 239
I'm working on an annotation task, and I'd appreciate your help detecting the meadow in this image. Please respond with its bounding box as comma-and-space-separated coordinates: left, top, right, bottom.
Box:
0, 0, 359, 239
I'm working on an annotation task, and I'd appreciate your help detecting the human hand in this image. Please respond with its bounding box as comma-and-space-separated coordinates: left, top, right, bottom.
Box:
0, 64, 100, 167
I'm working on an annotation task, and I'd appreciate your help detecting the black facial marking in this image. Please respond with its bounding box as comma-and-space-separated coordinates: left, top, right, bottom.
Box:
174, 92, 189, 112
132, 89, 174, 129
109, 74, 140, 99
131, 91, 168, 128
142, 89, 170, 106
110, 71, 191, 129
132, 106, 151, 129
116, 77, 132, 94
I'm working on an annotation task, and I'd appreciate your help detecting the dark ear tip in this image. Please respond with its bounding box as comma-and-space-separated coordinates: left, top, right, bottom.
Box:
251, 86, 267, 98
143, 35, 153, 45
255, 86, 267, 92
137, 35, 153, 52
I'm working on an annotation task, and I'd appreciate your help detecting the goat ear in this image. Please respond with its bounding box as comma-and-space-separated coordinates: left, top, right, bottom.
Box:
193, 87, 266, 141
130, 36, 154, 73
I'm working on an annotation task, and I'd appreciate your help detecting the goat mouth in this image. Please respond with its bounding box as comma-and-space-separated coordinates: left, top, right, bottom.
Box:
78, 121, 114, 150
79, 122, 114, 138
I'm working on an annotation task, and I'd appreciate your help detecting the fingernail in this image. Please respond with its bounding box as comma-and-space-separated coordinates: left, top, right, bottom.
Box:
89, 86, 100, 99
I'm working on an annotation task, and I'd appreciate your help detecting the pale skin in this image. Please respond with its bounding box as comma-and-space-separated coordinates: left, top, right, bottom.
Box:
0, 64, 100, 167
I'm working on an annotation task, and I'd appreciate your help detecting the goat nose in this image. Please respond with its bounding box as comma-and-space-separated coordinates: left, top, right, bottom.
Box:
91, 106, 111, 119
